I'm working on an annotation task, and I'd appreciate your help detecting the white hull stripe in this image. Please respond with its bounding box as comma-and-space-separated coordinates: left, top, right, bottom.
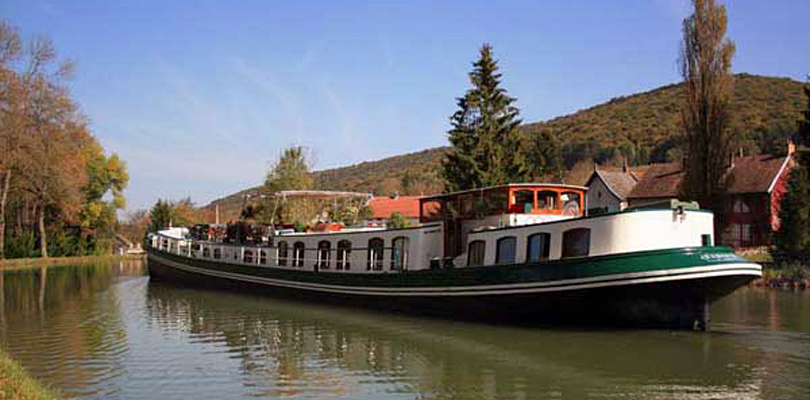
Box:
149, 254, 761, 297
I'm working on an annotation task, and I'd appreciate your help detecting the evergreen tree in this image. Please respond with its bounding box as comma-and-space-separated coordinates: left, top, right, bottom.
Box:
775, 84, 810, 264
527, 129, 564, 182
149, 200, 172, 232
442, 44, 528, 192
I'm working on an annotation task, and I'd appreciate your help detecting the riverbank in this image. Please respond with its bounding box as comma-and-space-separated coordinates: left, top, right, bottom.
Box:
0, 254, 144, 271
737, 248, 810, 290
0, 348, 61, 400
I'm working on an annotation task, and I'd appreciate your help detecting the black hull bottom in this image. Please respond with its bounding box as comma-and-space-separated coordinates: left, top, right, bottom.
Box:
147, 256, 754, 330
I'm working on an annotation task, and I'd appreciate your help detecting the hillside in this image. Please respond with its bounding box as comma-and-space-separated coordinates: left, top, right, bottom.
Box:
202, 74, 806, 218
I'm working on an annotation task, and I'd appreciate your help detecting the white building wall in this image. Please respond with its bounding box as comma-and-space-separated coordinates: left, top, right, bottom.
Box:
586, 176, 622, 212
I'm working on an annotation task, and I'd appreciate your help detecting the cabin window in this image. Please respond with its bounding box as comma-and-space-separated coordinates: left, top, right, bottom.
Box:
391, 237, 409, 271
260, 250, 267, 264
562, 228, 590, 258
701, 234, 712, 247
277, 241, 288, 266
293, 242, 305, 268
537, 191, 558, 210
368, 238, 384, 271
203, 247, 210, 258
467, 240, 486, 267
487, 189, 509, 214
513, 190, 534, 213
496, 236, 517, 265
560, 192, 582, 215
317, 241, 331, 270
244, 250, 253, 264
527, 233, 551, 263
213, 248, 221, 259
337, 240, 351, 270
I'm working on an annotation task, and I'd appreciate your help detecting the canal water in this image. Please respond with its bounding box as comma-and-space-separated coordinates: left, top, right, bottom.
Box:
1, 260, 809, 400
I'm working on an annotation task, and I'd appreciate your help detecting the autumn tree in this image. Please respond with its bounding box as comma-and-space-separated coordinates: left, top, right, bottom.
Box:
442, 44, 528, 192
678, 0, 736, 210
774, 83, 810, 264
0, 21, 22, 259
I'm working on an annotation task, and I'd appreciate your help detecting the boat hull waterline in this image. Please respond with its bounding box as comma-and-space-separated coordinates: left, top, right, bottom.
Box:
146, 246, 760, 329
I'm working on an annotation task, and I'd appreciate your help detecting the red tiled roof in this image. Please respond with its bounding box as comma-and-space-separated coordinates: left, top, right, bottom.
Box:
368, 196, 424, 219
627, 154, 792, 199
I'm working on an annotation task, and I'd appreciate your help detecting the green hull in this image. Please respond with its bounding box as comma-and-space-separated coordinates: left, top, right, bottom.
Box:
147, 245, 761, 329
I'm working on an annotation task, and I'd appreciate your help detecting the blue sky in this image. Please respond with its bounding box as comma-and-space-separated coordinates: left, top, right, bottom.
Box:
2, 0, 808, 212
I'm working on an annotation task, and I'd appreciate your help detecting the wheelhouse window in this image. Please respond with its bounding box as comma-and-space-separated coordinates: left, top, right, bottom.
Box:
244, 250, 253, 264
562, 228, 590, 258
337, 240, 351, 270
513, 190, 534, 213
560, 192, 582, 215
367, 238, 384, 271
391, 237, 409, 271
213, 248, 221, 259
293, 242, 305, 268
277, 241, 288, 266
317, 241, 331, 269
527, 233, 551, 263
536, 191, 558, 210
496, 236, 517, 265
467, 240, 486, 267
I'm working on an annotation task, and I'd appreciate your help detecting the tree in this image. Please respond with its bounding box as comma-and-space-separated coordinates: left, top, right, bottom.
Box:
149, 200, 172, 232
442, 44, 528, 192
526, 129, 564, 182
257, 146, 317, 226
775, 83, 810, 264
0, 21, 22, 259
678, 0, 736, 211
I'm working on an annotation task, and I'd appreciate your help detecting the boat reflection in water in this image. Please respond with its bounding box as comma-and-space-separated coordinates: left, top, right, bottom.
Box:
145, 280, 769, 400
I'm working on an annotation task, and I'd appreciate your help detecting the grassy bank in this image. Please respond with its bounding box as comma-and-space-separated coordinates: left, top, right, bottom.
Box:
0, 348, 61, 400
0, 254, 144, 271
738, 248, 810, 289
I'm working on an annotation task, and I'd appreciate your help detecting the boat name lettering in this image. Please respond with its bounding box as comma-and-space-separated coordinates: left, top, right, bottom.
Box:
699, 253, 738, 262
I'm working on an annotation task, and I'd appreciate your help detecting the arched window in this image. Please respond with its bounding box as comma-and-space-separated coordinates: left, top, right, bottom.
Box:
368, 238, 384, 271
203, 247, 210, 258
293, 242, 305, 267
527, 233, 551, 263
337, 240, 351, 270
259, 250, 267, 265
467, 240, 486, 267
562, 228, 590, 258
391, 237, 409, 271
277, 241, 288, 266
496, 236, 517, 265
317, 241, 331, 270
244, 250, 254, 264
213, 248, 221, 259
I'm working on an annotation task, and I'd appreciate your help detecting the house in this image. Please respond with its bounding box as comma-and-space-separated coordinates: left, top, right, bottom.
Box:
366, 195, 425, 226
626, 144, 796, 248
584, 163, 646, 214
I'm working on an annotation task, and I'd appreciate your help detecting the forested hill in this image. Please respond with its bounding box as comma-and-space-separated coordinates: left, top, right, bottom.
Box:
202, 73, 806, 215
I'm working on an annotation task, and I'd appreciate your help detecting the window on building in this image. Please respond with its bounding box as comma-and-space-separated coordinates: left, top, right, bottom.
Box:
536, 191, 558, 210
260, 250, 267, 264
213, 248, 221, 259
733, 199, 751, 214
496, 236, 517, 265
391, 237, 409, 271
337, 240, 351, 270
277, 241, 288, 266
527, 233, 551, 263
293, 242, 305, 268
368, 238, 384, 271
244, 250, 253, 264
468, 240, 486, 267
317, 241, 331, 270
562, 228, 590, 258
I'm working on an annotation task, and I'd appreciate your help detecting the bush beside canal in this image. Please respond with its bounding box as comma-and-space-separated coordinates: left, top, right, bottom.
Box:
0, 349, 61, 400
